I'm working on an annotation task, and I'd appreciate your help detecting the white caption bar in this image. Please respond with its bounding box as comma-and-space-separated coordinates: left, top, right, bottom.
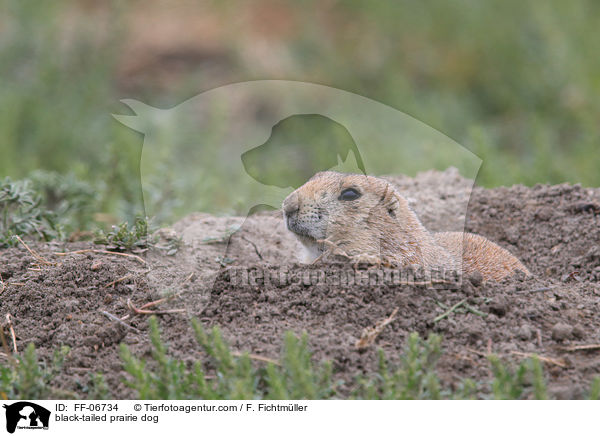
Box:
0, 400, 596, 435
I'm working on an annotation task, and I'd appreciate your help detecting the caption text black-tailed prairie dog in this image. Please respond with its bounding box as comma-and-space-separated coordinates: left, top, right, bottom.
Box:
282, 171, 529, 281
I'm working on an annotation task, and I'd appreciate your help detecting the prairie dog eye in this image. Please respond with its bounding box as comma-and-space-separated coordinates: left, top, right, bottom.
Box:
338, 187, 361, 201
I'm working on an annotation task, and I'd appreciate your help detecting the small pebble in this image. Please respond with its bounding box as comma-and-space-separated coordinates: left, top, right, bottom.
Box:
90, 261, 102, 271
534, 206, 553, 221
468, 271, 483, 287
572, 325, 585, 339
504, 227, 520, 244
549, 385, 582, 400
488, 298, 508, 317
551, 323, 573, 341
517, 324, 532, 341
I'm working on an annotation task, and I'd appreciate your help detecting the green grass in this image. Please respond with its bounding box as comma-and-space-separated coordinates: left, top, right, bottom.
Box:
120, 318, 336, 400
2, 318, 599, 400
0, 176, 61, 247
0, 343, 73, 399
0, 172, 100, 247
0, 172, 181, 253
28, 170, 98, 234
0, 0, 144, 223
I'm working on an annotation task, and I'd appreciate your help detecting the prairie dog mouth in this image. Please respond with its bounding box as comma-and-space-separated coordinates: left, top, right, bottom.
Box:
295, 234, 325, 263
295, 233, 318, 246
284, 216, 325, 260
285, 214, 323, 240
286, 221, 313, 239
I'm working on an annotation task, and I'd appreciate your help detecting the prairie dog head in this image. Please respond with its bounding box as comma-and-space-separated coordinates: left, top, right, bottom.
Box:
282, 171, 428, 263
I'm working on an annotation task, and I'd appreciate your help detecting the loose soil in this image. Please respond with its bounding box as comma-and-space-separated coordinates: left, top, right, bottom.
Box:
1, 169, 599, 399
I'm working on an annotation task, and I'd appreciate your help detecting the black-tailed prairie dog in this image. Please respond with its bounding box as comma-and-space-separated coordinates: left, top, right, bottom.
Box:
282, 171, 529, 281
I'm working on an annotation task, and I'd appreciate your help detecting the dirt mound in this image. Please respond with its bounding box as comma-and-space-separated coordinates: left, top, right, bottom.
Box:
467, 183, 600, 281
208, 266, 599, 398
1, 169, 599, 399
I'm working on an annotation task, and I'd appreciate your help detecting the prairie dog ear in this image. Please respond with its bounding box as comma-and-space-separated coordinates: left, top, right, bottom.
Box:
379, 184, 403, 219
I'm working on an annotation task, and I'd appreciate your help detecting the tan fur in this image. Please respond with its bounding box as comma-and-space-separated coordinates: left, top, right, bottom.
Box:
282, 171, 530, 281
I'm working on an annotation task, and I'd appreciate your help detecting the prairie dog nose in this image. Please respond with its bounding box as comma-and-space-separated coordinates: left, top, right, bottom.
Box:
283, 192, 300, 217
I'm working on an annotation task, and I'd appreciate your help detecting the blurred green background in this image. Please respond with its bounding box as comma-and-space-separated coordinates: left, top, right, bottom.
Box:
1, 0, 599, 229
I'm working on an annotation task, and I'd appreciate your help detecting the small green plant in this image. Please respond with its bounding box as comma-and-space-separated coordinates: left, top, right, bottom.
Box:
356, 332, 447, 399
488, 354, 547, 399
0, 172, 98, 247
94, 217, 181, 255
120, 317, 336, 400
94, 216, 154, 252
80, 373, 110, 400
0, 177, 60, 247
588, 377, 600, 400
263, 331, 335, 399
0, 343, 71, 399
2, 324, 600, 400
29, 170, 98, 234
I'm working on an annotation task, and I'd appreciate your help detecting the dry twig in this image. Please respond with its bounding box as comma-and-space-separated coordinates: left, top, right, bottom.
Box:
558, 344, 600, 352
231, 351, 280, 366
183, 272, 194, 284
127, 298, 185, 315
454, 353, 479, 366
15, 235, 54, 265
137, 289, 184, 311
138, 297, 171, 310
355, 308, 399, 350
465, 347, 568, 369
105, 274, 133, 288
510, 350, 567, 368
0, 326, 15, 364
465, 347, 488, 358
5, 314, 17, 354
100, 310, 140, 332
55, 249, 146, 264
